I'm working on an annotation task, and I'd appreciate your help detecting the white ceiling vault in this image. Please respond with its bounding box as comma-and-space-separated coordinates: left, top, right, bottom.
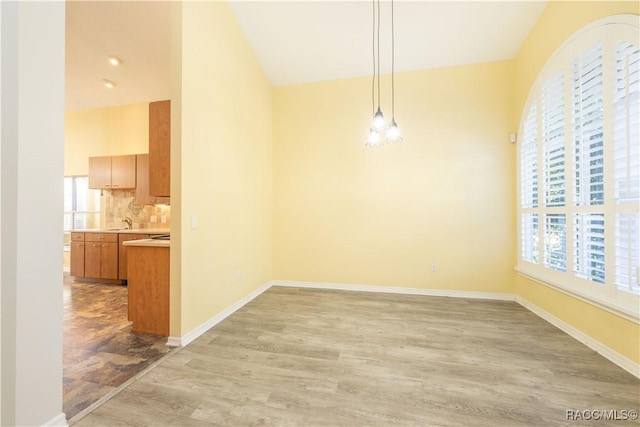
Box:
65, 0, 547, 111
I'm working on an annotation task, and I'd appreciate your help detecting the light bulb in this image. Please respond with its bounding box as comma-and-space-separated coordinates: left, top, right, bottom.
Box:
372, 107, 385, 131
367, 128, 383, 147
107, 55, 122, 66
386, 119, 402, 143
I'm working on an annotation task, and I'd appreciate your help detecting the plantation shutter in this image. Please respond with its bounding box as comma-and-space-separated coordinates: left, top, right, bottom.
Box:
613, 42, 640, 204
542, 71, 566, 207
521, 105, 538, 209
521, 214, 539, 263
616, 213, 640, 294
544, 214, 567, 272
613, 40, 640, 295
572, 43, 604, 206
574, 213, 605, 283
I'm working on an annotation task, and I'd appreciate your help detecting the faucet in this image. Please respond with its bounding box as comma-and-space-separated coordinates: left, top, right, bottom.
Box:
122, 217, 132, 229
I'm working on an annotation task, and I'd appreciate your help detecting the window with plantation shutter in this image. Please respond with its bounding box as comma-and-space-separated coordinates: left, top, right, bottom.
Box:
517, 15, 639, 321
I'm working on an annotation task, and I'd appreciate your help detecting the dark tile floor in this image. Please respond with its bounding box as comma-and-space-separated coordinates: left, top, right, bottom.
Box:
63, 274, 172, 420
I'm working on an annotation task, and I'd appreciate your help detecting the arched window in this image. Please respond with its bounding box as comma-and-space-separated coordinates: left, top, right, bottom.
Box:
518, 15, 639, 319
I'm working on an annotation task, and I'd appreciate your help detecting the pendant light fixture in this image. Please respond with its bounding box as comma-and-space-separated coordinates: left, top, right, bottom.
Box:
366, 0, 402, 147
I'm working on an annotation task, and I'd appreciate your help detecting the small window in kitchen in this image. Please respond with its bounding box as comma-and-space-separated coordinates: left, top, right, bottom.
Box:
63, 176, 100, 246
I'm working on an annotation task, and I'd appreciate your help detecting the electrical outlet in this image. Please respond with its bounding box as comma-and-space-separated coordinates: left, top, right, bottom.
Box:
191, 217, 197, 230
237, 270, 243, 282
161, 215, 167, 224
431, 264, 437, 273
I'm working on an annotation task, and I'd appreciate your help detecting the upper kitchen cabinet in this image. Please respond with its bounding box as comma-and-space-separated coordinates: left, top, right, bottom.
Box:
149, 100, 170, 197
88, 155, 137, 189
135, 154, 170, 205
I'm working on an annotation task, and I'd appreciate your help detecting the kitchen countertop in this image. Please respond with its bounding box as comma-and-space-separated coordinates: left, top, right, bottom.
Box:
123, 238, 170, 248
74, 228, 171, 234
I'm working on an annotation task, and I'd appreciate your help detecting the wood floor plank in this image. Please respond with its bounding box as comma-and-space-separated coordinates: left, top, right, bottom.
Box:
73, 287, 640, 426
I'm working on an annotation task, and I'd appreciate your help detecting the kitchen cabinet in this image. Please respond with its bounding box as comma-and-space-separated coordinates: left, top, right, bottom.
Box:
69, 232, 85, 277
127, 245, 170, 336
84, 233, 118, 279
88, 155, 136, 190
135, 154, 170, 205
149, 100, 170, 197
118, 233, 150, 280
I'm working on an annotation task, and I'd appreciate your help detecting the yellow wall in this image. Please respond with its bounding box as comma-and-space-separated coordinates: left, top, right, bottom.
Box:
274, 61, 516, 293
513, 1, 640, 364
64, 102, 149, 175
177, 1, 273, 335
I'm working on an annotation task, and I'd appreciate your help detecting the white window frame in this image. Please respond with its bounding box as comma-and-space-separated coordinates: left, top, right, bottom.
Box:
516, 15, 640, 322
64, 175, 100, 245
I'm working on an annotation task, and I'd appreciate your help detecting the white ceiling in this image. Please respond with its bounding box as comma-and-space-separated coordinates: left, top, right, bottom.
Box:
65, 0, 547, 111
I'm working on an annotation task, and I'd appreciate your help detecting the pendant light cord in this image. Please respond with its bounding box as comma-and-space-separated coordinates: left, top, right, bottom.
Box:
371, 0, 376, 116
391, 0, 395, 119
376, 0, 381, 109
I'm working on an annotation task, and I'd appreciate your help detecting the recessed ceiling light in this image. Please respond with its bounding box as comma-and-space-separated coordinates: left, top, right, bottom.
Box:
107, 55, 122, 66
102, 79, 115, 89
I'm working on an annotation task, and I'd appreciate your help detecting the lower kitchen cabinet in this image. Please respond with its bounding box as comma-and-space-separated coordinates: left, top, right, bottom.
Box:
69, 232, 85, 277
84, 233, 118, 280
118, 233, 150, 280
127, 245, 170, 336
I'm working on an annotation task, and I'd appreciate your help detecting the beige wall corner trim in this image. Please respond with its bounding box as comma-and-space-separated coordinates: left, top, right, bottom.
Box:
272, 280, 515, 301
42, 413, 68, 427
170, 281, 273, 347
516, 295, 640, 379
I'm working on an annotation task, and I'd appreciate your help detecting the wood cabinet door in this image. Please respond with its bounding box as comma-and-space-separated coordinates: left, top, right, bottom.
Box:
128, 246, 170, 336
134, 154, 156, 205
84, 242, 102, 278
70, 242, 85, 277
118, 233, 150, 280
111, 155, 136, 189
88, 156, 112, 189
100, 242, 119, 279
149, 100, 171, 197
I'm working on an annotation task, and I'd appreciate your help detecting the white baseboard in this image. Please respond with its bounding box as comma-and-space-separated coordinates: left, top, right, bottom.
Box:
272, 279, 515, 301
42, 412, 68, 427
171, 281, 273, 347
516, 296, 640, 379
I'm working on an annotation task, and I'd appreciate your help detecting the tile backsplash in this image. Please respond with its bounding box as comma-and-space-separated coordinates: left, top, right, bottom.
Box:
101, 190, 171, 229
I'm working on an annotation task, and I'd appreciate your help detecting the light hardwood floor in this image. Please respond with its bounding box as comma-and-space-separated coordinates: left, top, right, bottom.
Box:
74, 287, 639, 426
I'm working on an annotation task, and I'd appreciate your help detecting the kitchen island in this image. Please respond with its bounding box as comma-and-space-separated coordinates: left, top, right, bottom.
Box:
123, 238, 170, 336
